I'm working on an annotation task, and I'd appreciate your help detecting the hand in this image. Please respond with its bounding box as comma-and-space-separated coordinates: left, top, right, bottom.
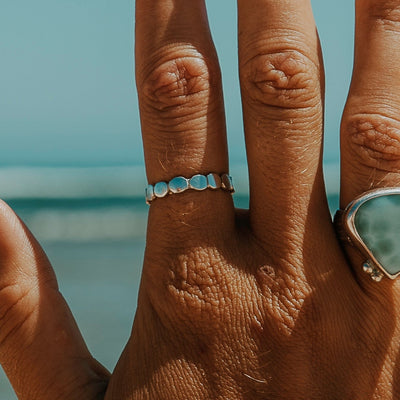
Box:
1, 0, 400, 399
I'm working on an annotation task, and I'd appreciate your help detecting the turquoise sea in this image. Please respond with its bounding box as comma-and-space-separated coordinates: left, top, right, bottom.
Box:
0, 166, 340, 398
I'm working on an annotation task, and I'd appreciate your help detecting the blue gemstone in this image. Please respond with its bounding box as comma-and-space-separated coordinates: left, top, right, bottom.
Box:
207, 173, 221, 189
189, 174, 207, 191
221, 174, 234, 192
145, 185, 155, 203
169, 176, 188, 193
154, 181, 169, 198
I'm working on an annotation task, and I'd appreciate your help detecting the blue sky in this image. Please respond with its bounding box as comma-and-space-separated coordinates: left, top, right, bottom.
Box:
1, 0, 354, 167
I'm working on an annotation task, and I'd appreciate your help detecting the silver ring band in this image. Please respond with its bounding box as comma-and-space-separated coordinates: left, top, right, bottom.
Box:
145, 173, 234, 204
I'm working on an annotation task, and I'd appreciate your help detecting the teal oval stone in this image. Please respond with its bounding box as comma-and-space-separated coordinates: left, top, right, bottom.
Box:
169, 176, 188, 194
221, 174, 234, 192
207, 173, 221, 189
145, 185, 155, 203
355, 194, 400, 276
189, 174, 208, 191
154, 181, 169, 198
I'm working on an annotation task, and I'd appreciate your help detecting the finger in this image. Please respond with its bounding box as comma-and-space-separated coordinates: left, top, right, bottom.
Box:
341, 0, 400, 205
136, 0, 234, 236
0, 201, 109, 400
340, 1, 400, 289
238, 0, 328, 247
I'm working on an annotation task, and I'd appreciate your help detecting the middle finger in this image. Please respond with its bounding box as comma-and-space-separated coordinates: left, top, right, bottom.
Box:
238, 0, 328, 251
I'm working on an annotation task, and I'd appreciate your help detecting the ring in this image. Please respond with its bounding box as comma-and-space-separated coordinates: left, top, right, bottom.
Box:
145, 173, 234, 204
334, 187, 400, 282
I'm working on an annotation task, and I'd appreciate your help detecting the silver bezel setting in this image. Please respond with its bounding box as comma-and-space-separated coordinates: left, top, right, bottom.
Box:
342, 187, 400, 280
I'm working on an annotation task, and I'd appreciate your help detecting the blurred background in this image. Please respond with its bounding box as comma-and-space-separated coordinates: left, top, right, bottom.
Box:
0, 0, 354, 397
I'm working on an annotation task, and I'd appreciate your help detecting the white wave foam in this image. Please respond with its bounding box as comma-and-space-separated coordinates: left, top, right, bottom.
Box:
0, 163, 340, 200
0, 166, 147, 199
26, 207, 147, 242
0, 164, 340, 242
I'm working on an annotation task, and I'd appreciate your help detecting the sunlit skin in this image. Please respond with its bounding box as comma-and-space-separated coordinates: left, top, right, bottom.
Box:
1, 0, 400, 399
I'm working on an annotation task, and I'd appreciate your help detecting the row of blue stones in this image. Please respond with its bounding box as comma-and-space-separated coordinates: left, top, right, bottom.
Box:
146, 173, 234, 204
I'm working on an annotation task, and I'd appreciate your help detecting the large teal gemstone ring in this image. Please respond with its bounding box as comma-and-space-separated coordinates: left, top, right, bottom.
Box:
334, 188, 400, 282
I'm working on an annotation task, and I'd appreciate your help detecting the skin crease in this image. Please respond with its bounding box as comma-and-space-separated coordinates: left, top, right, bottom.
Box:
2, 0, 400, 399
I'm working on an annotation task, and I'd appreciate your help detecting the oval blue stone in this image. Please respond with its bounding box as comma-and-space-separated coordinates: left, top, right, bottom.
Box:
189, 174, 207, 191
169, 176, 188, 194
145, 185, 155, 203
154, 181, 169, 198
207, 173, 221, 189
221, 174, 234, 192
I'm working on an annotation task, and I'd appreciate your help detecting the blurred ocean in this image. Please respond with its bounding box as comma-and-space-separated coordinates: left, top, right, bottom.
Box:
0, 165, 340, 398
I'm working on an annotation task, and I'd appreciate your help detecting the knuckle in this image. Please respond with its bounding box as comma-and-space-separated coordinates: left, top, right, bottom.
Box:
240, 50, 320, 110
367, 2, 400, 26
143, 246, 229, 334
139, 53, 218, 120
343, 113, 400, 170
